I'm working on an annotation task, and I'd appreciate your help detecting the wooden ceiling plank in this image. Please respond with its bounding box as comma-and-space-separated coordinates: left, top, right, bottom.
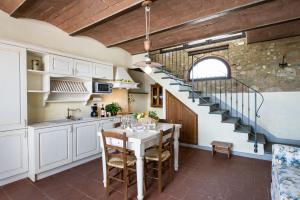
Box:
0, 0, 26, 15
247, 20, 300, 44
106, 0, 271, 47
70, 0, 144, 36
114, 0, 300, 54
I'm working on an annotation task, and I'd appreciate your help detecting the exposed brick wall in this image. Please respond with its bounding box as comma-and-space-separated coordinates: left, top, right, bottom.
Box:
155, 36, 300, 92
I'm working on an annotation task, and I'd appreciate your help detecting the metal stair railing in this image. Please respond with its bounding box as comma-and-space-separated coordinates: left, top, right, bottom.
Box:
150, 48, 264, 153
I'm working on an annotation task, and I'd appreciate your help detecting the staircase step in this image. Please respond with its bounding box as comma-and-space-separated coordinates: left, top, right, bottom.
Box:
170, 82, 190, 86
222, 117, 240, 124
199, 102, 218, 107
264, 142, 273, 154
248, 133, 266, 144
235, 124, 252, 133
209, 109, 229, 115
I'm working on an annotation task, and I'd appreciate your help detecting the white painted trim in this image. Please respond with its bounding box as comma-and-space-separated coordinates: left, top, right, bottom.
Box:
180, 143, 272, 161
33, 154, 101, 181
0, 173, 28, 187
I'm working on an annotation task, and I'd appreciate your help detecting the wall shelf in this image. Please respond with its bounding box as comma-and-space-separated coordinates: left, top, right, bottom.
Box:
27, 69, 45, 74
28, 90, 48, 93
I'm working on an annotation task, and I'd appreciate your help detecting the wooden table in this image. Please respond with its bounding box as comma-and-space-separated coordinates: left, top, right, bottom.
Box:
99, 123, 181, 200
211, 140, 233, 158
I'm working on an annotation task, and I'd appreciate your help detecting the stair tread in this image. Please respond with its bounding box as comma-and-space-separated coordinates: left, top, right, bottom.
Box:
235, 124, 252, 133
198, 102, 217, 106
248, 133, 266, 144
209, 109, 228, 114
222, 117, 240, 124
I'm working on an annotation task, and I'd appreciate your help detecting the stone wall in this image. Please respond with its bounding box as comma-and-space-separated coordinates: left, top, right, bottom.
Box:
154, 36, 300, 92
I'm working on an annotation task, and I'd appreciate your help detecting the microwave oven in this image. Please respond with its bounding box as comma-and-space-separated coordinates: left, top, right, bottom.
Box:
93, 82, 113, 93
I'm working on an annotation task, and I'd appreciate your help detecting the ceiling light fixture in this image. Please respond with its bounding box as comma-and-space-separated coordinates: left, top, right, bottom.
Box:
133, 0, 163, 74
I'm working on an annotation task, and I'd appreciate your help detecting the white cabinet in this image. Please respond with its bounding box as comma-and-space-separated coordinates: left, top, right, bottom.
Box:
49, 55, 74, 76
93, 63, 113, 80
0, 44, 27, 131
74, 60, 93, 77
73, 122, 99, 161
0, 129, 28, 180
34, 125, 72, 173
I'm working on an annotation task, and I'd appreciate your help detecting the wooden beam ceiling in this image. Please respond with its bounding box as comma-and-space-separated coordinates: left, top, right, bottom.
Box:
78, 0, 269, 47
247, 20, 300, 44
113, 0, 300, 54
0, 0, 300, 55
9, 0, 144, 34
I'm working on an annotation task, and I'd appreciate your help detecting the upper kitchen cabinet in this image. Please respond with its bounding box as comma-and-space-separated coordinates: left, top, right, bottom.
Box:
47, 55, 74, 76
93, 63, 113, 80
74, 59, 93, 78
0, 43, 27, 131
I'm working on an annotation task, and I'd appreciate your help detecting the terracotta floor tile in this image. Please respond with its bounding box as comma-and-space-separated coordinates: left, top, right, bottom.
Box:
1, 147, 272, 200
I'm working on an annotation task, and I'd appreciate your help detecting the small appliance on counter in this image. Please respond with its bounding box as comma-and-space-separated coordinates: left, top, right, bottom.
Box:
91, 103, 98, 117
93, 82, 113, 93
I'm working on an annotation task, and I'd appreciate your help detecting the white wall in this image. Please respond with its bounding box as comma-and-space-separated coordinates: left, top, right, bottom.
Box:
0, 11, 132, 68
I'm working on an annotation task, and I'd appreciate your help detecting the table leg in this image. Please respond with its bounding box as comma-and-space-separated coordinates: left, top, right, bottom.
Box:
174, 127, 180, 171
135, 143, 145, 200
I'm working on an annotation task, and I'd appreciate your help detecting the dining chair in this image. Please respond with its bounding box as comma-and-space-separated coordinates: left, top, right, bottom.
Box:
144, 125, 175, 192
101, 130, 136, 200
158, 119, 173, 123
113, 121, 122, 128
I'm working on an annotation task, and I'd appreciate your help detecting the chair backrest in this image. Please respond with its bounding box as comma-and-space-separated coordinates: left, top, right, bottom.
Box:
113, 122, 122, 128
158, 125, 175, 160
101, 130, 129, 168
158, 119, 173, 123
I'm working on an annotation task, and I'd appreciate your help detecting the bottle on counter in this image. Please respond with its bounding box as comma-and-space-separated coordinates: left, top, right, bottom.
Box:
91, 103, 98, 117
100, 104, 106, 118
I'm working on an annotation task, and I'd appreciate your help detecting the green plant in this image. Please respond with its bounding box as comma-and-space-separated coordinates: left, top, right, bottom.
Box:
134, 112, 145, 120
148, 111, 159, 120
105, 102, 122, 115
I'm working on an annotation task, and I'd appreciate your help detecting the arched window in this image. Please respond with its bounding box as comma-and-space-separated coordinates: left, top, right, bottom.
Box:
189, 57, 231, 80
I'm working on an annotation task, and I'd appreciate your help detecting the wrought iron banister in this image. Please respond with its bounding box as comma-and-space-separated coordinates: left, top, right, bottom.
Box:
150, 48, 264, 153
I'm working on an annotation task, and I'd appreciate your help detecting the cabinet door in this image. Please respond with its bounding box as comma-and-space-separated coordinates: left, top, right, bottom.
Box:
0, 129, 28, 179
74, 59, 93, 77
0, 44, 27, 131
73, 122, 99, 161
49, 55, 74, 76
93, 63, 113, 80
36, 126, 72, 173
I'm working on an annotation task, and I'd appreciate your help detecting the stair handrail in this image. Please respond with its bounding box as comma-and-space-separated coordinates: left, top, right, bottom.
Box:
150, 49, 264, 153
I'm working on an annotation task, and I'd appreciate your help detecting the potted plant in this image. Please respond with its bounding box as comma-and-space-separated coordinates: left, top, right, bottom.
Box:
105, 102, 122, 116
148, 111, 159, 122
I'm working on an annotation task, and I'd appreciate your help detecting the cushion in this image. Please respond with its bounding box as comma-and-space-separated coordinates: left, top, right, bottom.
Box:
107, 155, 136, 168
272, 165, 300, 200
145, 148, 171, 162
273, 144, 300, 168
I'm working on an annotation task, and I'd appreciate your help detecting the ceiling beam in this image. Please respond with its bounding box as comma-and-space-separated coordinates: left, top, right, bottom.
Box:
69, 0, 144, 36
114, 0, 300, 54
0, 0, 26, 15
246, 20, 300, 44
106, 0, 271, 47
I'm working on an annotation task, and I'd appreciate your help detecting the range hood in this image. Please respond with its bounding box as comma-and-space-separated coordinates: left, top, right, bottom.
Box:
111, 67, 139, 89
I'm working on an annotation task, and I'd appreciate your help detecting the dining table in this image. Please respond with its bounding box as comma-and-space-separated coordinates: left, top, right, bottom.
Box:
99, 123, 181, 200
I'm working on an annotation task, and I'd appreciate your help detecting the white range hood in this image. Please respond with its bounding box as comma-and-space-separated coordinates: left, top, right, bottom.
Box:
111, 67, 139, 89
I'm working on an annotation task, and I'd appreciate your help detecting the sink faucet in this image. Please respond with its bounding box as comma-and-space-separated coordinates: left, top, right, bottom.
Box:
67, 108, 82, 119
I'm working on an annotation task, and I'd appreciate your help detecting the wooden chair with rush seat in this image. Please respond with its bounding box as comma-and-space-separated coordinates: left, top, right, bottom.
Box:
101, 130, 136, 200
144, 125, 175, 192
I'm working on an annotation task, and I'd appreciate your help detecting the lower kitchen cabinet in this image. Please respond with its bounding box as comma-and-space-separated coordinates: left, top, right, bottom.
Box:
73, 122, 99, 161
0, 129, 28, 180
32, 125, 73, 173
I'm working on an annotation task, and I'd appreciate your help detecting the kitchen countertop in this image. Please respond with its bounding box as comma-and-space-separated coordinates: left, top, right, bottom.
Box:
28, 115, 124, 129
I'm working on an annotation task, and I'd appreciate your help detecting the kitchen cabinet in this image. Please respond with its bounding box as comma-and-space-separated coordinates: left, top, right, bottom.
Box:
93, 63, 113, 80
0, 129, 28, 180
33, 125, 72, 173
49, 55, 74, 76
73, 122, 99, 161
0, 43, 27, 131
74, 59, 93, 77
